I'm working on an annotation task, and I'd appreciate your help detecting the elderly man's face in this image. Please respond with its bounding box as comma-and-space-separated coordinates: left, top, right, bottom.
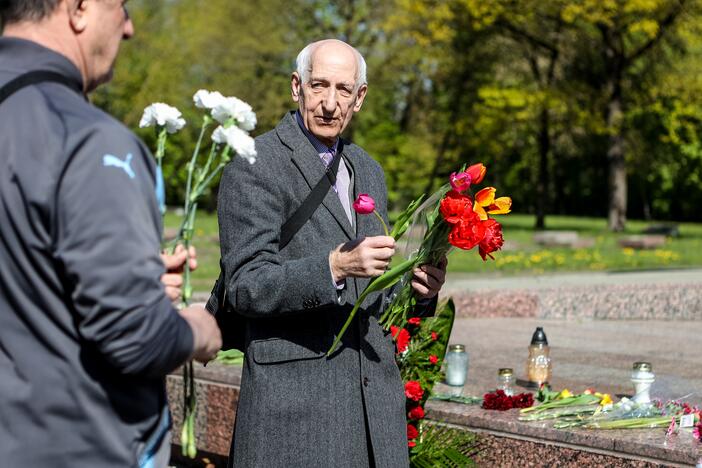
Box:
80, 0, 134, 91
291, 43, 367, 147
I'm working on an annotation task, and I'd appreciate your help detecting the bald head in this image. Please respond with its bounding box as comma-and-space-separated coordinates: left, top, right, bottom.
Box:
291, 39, 369, 147
296, 39, 367, 92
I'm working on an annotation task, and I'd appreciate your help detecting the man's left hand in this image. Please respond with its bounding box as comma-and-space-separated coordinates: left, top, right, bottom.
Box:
161, 245, 198, 302
411, 256, 448, 300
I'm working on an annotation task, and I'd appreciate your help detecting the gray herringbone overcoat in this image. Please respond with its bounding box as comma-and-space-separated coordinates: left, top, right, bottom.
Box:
218, 112, 412, 467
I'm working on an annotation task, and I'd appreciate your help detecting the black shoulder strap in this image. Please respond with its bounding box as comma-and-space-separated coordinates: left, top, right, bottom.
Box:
279, 140, 344, 249
0, 70, 83, 106
206, 142, 346, 317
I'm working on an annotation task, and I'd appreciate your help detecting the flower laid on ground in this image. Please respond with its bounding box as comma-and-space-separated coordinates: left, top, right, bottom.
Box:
391, 326, 411, 354
328, 163, 512, 355
404, 381, 424, 401
391, 299, 479, 466
482, 390, 534, 411
694, 421, 702, 441
139, 90, 257, 459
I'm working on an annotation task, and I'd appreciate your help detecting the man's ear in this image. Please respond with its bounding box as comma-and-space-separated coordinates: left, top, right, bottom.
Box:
67, 0, 89, 33
352, 84, 368, 112
291, 72, 302, 103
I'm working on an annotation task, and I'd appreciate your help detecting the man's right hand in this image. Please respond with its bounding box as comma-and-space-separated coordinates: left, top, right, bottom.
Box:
329, 235, 396, 282
179, 305, 222, 363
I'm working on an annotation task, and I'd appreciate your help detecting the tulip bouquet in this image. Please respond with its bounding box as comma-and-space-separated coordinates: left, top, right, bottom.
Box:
139, 90, 257, 458
328, 163, 512, 355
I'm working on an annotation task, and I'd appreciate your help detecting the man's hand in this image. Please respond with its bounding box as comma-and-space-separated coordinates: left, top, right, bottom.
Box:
179, 305, 222, 363
160, 245, 198, 301
329, 236, 395, 282
411, 256, 448, 300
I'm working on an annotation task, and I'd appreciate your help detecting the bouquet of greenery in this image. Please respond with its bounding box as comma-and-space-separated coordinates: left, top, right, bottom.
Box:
395, 299, 481, 466
139, 90, 257, 458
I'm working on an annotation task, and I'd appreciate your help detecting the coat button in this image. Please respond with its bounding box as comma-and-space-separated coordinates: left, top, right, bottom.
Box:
363, 377, 369, 387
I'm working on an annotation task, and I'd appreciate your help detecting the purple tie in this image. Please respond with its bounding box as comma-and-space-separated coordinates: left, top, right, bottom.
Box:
322, 150, 352, 225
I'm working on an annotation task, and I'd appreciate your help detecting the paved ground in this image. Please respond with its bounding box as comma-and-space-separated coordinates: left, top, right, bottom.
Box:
441, 317, 702, 407
443, 267, 702, 292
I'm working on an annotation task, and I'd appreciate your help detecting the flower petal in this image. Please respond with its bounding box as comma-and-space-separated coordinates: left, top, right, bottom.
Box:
475, 187, 496, 207
487, 196, 512, 215
473, 201, 488, 221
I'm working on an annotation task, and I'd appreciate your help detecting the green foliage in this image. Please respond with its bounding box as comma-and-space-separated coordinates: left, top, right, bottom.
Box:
410, 424, 480, 468
96, 0, 702, 223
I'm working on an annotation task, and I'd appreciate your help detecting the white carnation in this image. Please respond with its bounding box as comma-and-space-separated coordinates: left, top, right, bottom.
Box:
211, 96, 257, 131
212, 125, 257, 164
139, 103, 186, 133
193, 89, 226, 109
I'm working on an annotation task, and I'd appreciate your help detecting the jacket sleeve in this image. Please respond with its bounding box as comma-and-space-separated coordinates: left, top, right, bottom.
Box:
53, 124, 193, 378
218, 150, 342, 318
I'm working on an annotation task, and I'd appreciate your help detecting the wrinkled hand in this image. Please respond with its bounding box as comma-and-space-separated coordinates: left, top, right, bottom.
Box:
179, 305, 222, 363
411, 256, 448, 300
329, 236, 396, 282
160, 245, 197, 301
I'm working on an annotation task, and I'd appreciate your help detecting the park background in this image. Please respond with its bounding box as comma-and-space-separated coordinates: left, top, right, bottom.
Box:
93, 0, 702, 290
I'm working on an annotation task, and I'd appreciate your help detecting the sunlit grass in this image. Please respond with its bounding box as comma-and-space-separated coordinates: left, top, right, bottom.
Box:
165, 210, 702, 291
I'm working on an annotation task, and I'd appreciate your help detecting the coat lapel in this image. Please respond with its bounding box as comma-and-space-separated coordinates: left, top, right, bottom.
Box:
277, 112, 355, 240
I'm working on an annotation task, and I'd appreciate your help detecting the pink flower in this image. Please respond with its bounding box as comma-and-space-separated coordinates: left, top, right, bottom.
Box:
431, 331, 438, 341
449, 171, 472, 192
352, 194, 375, 214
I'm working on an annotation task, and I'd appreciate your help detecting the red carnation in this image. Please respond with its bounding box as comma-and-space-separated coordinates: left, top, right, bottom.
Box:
478, 218, 504, 261
407, 424, 419, 440
448, 211, 486, 250
405, 381, 424, 401
431, 331, 438, 341
439, 190, 473, 224
408, 441, 417, 448
429, 355, 439, 365
408, 317, 421, 326
390, 325, 411, 354
408, 405, 425, 420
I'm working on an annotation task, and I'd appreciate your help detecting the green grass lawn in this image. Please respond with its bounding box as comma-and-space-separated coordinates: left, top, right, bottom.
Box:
165, 210, 702, 291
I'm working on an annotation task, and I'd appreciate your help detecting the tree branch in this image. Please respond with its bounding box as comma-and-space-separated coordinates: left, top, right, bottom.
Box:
625, 0, 686, 66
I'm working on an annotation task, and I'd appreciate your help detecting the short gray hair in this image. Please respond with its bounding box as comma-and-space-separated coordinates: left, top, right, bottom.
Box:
1, 0, 62, 25
295, 40, 367, 91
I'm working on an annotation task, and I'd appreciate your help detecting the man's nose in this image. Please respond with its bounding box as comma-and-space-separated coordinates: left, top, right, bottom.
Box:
123, 10, 134, 39
322, 89, 337, 114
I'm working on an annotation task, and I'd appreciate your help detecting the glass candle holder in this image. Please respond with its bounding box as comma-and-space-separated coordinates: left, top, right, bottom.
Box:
631, 361, 655, 404
526, 327, 551, 386
445, 344, 468, 387
497, 368, 515, 396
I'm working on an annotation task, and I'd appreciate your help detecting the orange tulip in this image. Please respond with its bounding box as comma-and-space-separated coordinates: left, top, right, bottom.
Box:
473, 187, 512, 220
466, 163, 486, 185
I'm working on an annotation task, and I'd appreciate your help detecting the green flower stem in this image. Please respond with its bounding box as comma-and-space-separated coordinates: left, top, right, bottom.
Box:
155, 127, 167, 170
327, 257, 417, 356
373, 210, 389, 236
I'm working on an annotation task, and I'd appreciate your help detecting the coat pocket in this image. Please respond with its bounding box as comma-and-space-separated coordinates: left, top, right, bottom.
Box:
251, 338, 326, 364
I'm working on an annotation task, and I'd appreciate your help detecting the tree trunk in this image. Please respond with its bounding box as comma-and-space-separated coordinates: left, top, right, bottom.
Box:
535, 107, 550, 229
606, 90, 627, 232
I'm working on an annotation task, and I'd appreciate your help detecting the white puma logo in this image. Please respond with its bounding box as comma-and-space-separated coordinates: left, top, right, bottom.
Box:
102, 153, 135, 179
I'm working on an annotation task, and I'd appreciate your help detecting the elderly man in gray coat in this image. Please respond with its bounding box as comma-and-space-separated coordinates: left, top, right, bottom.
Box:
218, 39, 447, 467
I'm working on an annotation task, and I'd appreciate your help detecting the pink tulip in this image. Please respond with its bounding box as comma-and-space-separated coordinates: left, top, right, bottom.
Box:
353, 194, 376, 214
449, 171, 472, 192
